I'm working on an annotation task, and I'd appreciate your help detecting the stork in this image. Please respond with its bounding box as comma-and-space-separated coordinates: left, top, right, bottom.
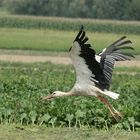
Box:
42, 26, 134, 121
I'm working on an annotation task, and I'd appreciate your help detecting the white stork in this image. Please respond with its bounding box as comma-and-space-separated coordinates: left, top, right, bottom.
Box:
42, 26, 134, 121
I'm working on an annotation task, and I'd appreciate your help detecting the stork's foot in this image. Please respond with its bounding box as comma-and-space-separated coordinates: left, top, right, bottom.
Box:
111, 108, 123, 122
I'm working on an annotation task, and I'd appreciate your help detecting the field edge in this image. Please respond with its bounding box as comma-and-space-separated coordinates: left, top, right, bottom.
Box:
0, 124, 140, 140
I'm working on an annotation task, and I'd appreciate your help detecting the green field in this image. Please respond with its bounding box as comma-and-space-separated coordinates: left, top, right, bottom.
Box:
0, 15, 140, 34
0, 15, 139, 54
0, 61, 139, 130
0, 28, 139, 54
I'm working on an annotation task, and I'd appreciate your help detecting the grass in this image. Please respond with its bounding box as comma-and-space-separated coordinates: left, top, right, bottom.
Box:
0, 124, 140, 140
0, 28, 72, 51
0, 28, 139, 54
0, 8, 9, 16
115, 67, 140, 73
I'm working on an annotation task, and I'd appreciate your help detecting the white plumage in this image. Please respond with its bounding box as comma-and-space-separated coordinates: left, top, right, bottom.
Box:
42, 26, 134, 121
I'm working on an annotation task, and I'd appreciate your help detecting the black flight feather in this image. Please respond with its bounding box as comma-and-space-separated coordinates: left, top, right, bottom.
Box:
74, 26, 106, 90
72, 27, 134, 90
98, 36, 134, 89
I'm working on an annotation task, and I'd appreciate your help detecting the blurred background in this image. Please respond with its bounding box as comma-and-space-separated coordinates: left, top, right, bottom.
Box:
0, 0, 140, 20
0, 0, 140, 53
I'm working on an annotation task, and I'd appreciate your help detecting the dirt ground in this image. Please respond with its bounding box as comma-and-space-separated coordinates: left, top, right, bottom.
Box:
0, 54, 140, 67
0, 54, 71, 64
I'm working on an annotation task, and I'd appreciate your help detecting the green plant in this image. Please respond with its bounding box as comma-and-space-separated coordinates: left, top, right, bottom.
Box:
0, 15, 140, 34
0, 62, 139, 130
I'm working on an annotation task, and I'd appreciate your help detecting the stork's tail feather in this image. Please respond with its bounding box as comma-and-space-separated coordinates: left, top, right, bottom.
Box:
104, 91, 119, 99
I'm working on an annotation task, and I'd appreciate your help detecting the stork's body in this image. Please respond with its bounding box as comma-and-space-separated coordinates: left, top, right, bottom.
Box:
42, 26, 134, 121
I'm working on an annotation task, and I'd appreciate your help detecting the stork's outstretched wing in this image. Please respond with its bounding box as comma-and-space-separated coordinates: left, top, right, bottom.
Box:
96, 36, 134, 89
69, 26, 106, 90
69, 26, 134, 90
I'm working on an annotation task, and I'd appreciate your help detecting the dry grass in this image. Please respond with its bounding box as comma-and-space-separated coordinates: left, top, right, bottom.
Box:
0, 124, 140, 140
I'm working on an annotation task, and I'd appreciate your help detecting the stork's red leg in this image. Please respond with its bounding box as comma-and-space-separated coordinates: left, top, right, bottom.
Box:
97, 95, 122, 121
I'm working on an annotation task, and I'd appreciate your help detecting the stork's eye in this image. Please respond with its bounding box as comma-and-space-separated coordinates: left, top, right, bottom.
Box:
52, 92, 56, 95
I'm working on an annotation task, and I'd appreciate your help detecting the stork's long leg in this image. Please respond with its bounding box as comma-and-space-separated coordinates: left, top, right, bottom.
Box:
97, 95, 122, 121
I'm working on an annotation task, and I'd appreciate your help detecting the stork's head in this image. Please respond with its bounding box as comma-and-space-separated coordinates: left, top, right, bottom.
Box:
42, 91, 67, 101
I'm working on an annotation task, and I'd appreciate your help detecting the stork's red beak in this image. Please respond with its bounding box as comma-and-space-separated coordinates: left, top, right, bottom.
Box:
42, 95, 54, 101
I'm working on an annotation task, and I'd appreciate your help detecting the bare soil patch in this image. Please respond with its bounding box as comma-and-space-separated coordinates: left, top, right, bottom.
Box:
0, 54, 140, 67
0, 54, 71, 64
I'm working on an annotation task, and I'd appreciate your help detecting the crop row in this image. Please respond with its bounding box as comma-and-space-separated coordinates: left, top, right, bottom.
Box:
0, 62, 140, 130
0, 15, 140, 34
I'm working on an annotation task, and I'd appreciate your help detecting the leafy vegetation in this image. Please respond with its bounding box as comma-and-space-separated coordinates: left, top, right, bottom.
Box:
0, 15, 140, 34
0, 62, 139, 130
0, 28, 139, 54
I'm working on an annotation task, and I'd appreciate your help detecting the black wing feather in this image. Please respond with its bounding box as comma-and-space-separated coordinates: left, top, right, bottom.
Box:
74, 26, 106, 90
72, 26, 134, 90
99, 36, 134, 89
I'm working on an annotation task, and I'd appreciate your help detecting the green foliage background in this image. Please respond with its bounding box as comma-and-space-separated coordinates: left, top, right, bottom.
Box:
1, 0, 140, 20
0, 62, 139, 130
